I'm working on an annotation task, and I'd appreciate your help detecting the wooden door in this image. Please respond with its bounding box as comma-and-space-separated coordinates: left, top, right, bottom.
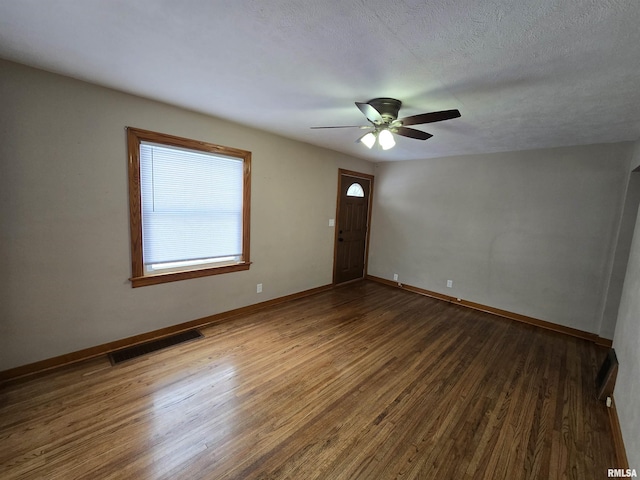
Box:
333, 170, 373, 284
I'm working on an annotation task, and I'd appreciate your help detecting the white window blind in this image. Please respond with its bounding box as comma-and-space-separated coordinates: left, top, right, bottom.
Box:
140, 142, 244, 271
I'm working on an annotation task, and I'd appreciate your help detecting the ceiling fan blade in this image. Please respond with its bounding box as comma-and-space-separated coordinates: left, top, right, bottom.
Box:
356, 102, 384, 124
399, 109, 461, 126
394, 127, 433, 140
310, 125, 365, 129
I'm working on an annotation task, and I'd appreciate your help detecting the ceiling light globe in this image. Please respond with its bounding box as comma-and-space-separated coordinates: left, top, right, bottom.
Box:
359, 132, 377, 149
378, 129, 396, 150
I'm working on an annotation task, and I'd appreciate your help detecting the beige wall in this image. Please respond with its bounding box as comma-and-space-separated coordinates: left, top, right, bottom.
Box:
0, 60, 373, 370
613, 140, 640, 469
632, 141, 640, 171
368, 144, 633, 337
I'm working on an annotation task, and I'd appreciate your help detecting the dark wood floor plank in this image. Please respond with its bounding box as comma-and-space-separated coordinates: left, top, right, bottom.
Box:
0, 281, 617, 479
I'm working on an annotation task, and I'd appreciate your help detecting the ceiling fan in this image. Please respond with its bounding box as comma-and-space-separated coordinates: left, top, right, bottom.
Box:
311, 98, 461, 150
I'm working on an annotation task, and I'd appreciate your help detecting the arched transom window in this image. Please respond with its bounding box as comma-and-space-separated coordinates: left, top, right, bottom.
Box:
346, 182, 365, 197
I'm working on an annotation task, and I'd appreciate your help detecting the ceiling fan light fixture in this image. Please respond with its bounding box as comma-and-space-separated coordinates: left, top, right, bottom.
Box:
312, 98, 460, 151
378, 129, 395, 150
359, 131, 377, 149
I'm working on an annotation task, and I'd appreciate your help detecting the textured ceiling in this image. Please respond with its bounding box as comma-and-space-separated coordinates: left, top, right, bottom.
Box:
1, 0, 639, 161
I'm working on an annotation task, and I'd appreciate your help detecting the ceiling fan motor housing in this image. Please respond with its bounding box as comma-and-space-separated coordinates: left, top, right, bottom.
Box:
368, 97, 402, 122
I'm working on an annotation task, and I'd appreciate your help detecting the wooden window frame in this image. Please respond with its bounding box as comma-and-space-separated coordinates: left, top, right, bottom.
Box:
127, 127, 251, 288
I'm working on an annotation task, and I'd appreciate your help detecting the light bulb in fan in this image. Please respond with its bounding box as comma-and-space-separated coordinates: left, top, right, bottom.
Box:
358, 131, 377, 149
378, 129, 395, 150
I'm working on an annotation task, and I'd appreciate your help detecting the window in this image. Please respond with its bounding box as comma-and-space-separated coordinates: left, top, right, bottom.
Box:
127, 127, 251, 287
346, 182, 365, 197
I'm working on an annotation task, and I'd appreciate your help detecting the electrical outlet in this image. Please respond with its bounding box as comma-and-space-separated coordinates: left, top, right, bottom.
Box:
257, 283, 263, 293
447, 280, 453, 288
393, 274, 398, 281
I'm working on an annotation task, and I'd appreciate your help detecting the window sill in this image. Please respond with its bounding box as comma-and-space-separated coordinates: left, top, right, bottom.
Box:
130, 262, 251, 288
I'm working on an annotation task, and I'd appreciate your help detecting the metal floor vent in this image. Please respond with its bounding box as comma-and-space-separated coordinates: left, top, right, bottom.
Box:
109, 329, 203, 365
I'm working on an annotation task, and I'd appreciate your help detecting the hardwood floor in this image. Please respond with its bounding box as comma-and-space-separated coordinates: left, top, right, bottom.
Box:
0, 281, 616, 479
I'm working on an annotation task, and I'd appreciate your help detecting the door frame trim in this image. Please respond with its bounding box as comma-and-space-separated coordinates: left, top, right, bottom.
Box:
333, 169, 375, 285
